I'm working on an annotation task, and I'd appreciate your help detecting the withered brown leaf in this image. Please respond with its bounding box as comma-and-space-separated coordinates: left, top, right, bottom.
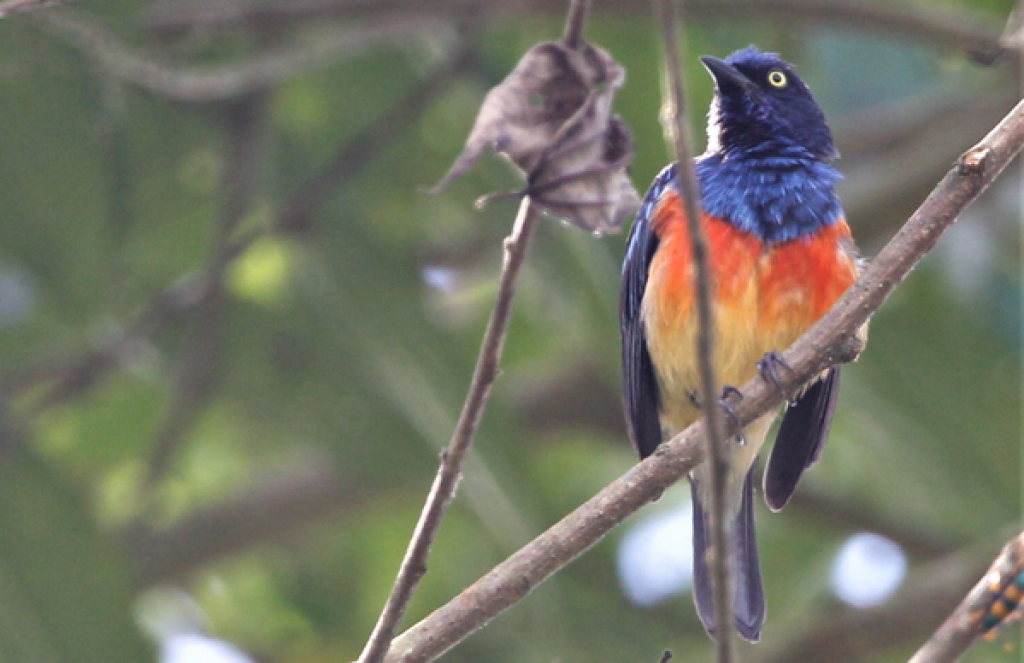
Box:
432, 40, 639, 235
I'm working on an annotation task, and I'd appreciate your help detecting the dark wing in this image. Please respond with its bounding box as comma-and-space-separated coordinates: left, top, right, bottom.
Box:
764, 367, 841, 511
620, 165, 675, 459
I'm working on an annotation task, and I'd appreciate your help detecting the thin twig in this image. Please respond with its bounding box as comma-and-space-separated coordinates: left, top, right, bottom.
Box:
907, 531, 1024, 663
356, 197, 541, 663
562, 0, 592, 50
382, 97, 1024, 663
657, 0, 734, 654
358, 7, 593, 659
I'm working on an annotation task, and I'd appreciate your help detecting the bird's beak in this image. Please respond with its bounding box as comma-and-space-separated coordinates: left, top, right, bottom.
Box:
700, 56, 757, 95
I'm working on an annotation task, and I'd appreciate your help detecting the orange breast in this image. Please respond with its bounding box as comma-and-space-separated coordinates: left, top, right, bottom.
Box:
757, 221, 858, 351
647, 194, 763, 325
642, 192, 857, 433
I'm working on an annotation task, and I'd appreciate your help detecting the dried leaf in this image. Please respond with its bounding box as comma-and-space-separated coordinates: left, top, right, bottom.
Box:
433, 40, 639, 234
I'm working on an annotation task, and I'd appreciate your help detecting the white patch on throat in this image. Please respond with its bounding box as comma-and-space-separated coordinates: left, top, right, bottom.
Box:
702, 94, 723, 157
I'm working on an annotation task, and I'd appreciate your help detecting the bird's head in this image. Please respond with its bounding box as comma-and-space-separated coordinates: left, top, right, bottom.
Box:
701, 46, 837, 162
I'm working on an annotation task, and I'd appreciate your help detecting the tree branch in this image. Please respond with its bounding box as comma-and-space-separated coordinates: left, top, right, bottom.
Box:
908, 530, 1024, 663
657, 0, 734, 654
382, 97, 1024, 663
562, 0, 591, 50
33, 9, 450, 102
754, 529, 1015, 663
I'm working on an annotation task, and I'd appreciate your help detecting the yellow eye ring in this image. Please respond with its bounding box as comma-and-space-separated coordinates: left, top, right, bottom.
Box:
767, 69, 787, 88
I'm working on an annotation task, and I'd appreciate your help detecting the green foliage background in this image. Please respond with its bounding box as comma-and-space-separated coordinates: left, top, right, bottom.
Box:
0, 0, 1017, 661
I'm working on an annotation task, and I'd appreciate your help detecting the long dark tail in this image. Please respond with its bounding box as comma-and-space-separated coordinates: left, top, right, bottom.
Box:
691, 465, 765, 642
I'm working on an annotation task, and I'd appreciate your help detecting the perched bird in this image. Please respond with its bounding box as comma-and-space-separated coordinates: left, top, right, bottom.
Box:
619, 47, 860, 641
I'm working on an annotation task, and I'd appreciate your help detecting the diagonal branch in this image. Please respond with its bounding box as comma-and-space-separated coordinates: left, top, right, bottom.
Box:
754, 529, 1015, 663
382, 97, 1024, 663
657, 0, 734, 654
908, 530, 1024, 663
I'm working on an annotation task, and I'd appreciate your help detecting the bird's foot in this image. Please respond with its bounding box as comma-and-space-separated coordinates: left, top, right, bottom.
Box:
717, 385, 746, 446
757, 351, 795, 404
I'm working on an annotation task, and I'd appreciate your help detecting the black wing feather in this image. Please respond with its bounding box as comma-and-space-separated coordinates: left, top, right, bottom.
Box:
691, 465, 765, 642
619, 165, 676, 459
764, 367, 841, 511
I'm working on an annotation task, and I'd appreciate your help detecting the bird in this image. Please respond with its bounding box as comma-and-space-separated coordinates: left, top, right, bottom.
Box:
619, 46, 860, 642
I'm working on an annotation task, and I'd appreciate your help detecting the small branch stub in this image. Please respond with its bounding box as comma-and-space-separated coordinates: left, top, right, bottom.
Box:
960, 147, 991, 173
909, 531, 1024, 663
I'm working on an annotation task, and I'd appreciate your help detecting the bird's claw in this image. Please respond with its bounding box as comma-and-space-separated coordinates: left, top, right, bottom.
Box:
757, 351, 795, 404
717, 385, 746, 446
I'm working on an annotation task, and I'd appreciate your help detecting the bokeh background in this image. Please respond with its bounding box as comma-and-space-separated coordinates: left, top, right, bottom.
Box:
0, 0, 1019, 662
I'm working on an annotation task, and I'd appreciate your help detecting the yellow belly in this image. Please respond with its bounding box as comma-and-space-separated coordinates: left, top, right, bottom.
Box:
645, 284, 778, 504
643, 278, 765, 434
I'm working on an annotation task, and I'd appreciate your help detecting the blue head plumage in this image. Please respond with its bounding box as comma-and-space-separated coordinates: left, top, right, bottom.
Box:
694, 46, 843, 243
702, 46, 837, 162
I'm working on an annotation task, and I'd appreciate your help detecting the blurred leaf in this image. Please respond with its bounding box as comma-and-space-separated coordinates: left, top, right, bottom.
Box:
0, 448, 150, 662
433, 40, 639, 233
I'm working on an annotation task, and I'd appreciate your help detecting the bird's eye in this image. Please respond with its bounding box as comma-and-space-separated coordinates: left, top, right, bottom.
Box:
767, 69, 787, 88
